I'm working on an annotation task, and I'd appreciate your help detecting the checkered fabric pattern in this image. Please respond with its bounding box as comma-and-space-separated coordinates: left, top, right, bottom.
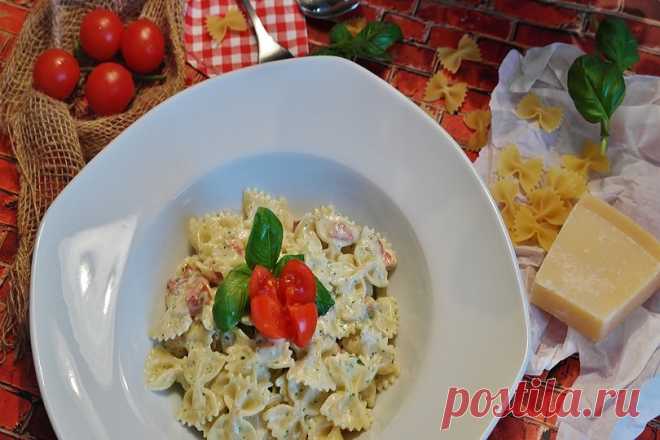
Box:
184, 0, 308, 76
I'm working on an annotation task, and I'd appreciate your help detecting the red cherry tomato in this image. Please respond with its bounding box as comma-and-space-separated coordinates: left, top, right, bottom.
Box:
250, 294, 290, 340
279, 259, 317, 305
32, 49, 80, 100
287, 303, 317, 347
85, 62, 135, 116
121, 18, 165, 74
79, 9, 124, 61
248, 265, 278, 300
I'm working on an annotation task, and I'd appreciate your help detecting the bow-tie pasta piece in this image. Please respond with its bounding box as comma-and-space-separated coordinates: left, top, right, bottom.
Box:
527, 188, 570, 226
316, 212, 361, 259
206, 8, 248, 44
256, 340, 295, 370
144, 346, 184, 390
464, 109, 491, 151
423, 72, 467, 114
345, 17, 367, 36
162, 321, 213, 358
287, 336, 339, 391
545, 167, 587, 201
354, 227, 394, 287
497, 144, 544, 195
243, 188, 295, 232
321, 353, 378, 431
437, 34, 482, 74
511, 205, 559, 251
307, 415, 345, 440
182, 347, 226, 387
224, 374, 272, 417
515, 93, 563, 133
375, 363, 401, 392
178, 387, 223, 430
490, 177, 519, 234
561, 139, 610, 176
264, 379, 329, 439
225, 344, 271, 383
316, 307, 358, 340
188, 211, 250, 279
366, 296, 399, 339
206, 412, 259, 440
149, 277, 196, 341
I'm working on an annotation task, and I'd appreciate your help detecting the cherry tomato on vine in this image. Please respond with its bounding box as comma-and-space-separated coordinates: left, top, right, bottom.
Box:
248, 265, 278, 300
85, 62, 135, 116
121, 18, 165, 74
287, 303, 317, 347
32, 49, 80, 100
250, 294, 290, 340
79, 9, 124, 61
279, 259, 317, 305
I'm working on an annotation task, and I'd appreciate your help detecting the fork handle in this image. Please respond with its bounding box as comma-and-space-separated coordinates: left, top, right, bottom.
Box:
240, 0, 270, 44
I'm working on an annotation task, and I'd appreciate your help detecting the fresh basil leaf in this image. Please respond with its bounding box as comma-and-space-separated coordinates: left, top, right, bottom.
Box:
245, 207, 284, 270
355, 21, 402, 53
274, 254, 304, 277
330, 23, 353, 45
568, 54, 625, 123
213, 264, 252, 332
315, 277, 334, 316
596, 18, 639, 72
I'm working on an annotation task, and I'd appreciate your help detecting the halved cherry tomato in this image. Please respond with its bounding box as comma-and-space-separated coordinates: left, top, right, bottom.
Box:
250, 294, 290, 340
279, 259, 316, 305
248, 265, 278, 300
32, 49, 80, 100
287, 303, 317, 347
79, 9, 124, 61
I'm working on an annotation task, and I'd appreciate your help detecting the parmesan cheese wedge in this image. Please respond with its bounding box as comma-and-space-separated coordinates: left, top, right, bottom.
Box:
531, 194, 660, 341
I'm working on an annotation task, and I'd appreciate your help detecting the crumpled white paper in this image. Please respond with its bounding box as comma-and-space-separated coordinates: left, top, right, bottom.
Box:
474, 43, 660, 439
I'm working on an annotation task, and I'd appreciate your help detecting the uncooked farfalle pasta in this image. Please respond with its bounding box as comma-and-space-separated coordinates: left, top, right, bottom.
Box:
145, 189, 400, 439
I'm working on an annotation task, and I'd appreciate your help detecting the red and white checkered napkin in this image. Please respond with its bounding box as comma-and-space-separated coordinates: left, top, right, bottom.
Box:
184, 0, 309, 76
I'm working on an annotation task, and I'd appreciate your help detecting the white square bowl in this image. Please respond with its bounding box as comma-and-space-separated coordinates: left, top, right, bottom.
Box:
30, 56, 529, 439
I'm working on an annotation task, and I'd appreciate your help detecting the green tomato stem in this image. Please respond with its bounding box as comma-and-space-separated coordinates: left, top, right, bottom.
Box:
600, 119, 610, 154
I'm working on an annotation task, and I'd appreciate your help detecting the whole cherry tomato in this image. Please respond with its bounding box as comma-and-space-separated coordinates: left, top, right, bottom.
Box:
248, 265, 278, 300
79, 9, 124, 61
121, 18, 165, 74
250, 294, 290, 340
85, 62, 135, 116
279, 259, 317, 305
287, 303, 317, 347
32, 48, 80, 100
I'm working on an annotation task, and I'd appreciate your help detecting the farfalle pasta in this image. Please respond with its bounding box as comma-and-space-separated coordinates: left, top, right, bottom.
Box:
515, 93, 563, 133
423, 71, 467, 114
206, 8, 248, 44
436, 34, 481, 74
146, 190, 401, 438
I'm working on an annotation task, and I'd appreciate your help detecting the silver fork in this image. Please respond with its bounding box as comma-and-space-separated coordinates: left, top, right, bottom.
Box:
241, 0, 293, 63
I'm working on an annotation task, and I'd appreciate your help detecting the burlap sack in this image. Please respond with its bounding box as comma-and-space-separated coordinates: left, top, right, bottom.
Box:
0, 0, 187, 359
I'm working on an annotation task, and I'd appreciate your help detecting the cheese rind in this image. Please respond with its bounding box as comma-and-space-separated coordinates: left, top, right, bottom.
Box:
531, 194, 660, 341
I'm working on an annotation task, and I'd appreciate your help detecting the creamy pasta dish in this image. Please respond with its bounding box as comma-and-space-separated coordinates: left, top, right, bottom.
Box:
145, 189, 400, 439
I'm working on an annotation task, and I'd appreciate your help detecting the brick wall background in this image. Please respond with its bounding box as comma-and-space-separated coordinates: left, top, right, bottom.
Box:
0, 0, 659, 439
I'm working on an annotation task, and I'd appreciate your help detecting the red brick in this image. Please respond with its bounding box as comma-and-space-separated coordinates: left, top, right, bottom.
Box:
0, 3, 29, 35
462, 89, 491, 111
560, 0, 620, 9
589, 15, 660, 50
447, 60, 499, 91
514, 23, 595, 50
343, 4, 382, 22
488, 415, 545, 440
0, 388, 31, 430
417, 2, 512, 40
417, 101, 443, 121
478, 38, 522, 65
441, 113, 472, 144
427, 26, 465, 49
0, 229, 17, 264
0, 192, 17, 227
635, 50, 660, 75
389, 69, 429, 101
623, 0, 660, 22
356, 58, 392, 80
383, 13, 427, 42
547, 356, 580, 389
306, 18, 333, 46
0, 350, 40, 396
390, 42, 435, 72
493, 0, 582, 30
0, 160, 18, 194
363, 0, 416, 13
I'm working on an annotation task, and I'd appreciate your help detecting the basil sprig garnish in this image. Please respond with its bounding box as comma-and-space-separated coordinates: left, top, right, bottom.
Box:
314, 21, 402, 62
213, 208, 335, 332
212, 264, 252, 332
567, 18, 639, 154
